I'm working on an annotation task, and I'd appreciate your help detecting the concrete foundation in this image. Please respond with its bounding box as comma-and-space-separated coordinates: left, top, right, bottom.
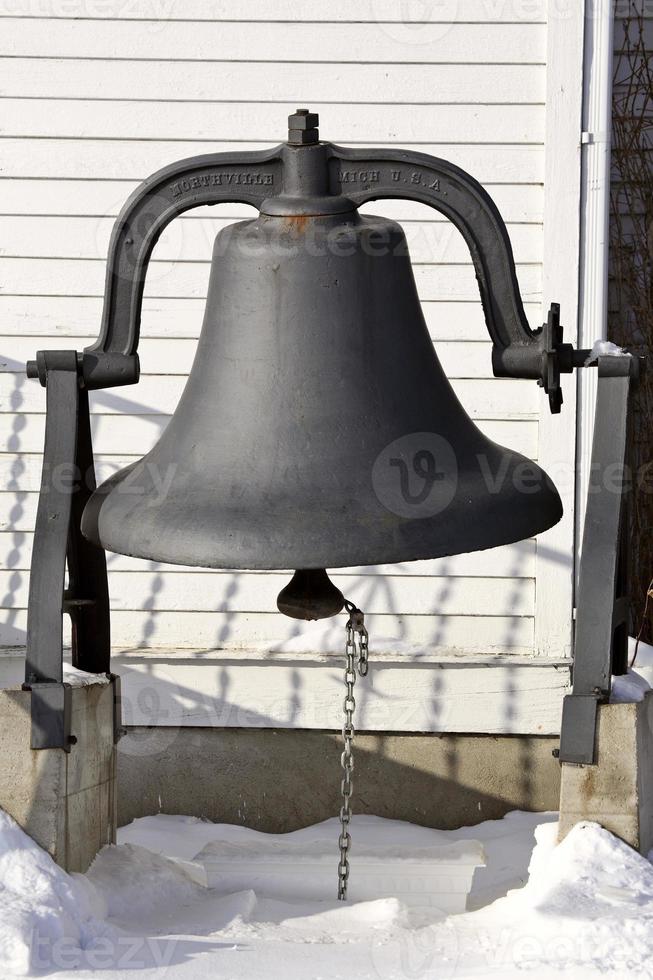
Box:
0, 679, 117, 872
118, 727, 561, 831
559, 692, 653, 854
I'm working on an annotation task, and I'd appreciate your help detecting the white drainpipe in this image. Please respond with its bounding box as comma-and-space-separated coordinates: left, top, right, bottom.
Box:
576, 0, 614, 569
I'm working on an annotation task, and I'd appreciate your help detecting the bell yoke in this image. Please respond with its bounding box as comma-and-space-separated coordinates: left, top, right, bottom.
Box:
25, 109, 617, 752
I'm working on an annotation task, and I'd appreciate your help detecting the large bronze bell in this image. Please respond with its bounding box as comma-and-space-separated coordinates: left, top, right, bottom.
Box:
80, 110, 562, 617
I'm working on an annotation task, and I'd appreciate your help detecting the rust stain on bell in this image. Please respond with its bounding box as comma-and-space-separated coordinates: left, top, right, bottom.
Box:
283, 214, 311, 234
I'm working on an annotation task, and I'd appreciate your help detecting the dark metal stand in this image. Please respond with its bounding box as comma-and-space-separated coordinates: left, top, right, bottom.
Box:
23, 351, 112, 749
558, 354, 638, 765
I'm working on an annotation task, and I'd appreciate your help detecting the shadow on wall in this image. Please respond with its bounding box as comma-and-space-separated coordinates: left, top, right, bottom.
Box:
108, 659, 561, 832
116, 724, 561, 834
3, 649, 561, 863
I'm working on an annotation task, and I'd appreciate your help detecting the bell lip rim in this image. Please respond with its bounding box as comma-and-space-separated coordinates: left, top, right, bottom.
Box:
84, 505, 563, 572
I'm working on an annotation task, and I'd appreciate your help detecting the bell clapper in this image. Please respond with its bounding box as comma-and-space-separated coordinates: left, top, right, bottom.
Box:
276, 569, 345, 621
337, 600, 369, 902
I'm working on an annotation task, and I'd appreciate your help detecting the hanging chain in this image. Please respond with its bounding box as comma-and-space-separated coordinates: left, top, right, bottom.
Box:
337, 600, 369, 901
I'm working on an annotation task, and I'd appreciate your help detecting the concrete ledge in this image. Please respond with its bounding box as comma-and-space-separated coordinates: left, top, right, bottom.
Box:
559, 691, 653, 854
0, 679, 117, 872
118, 727, 561, 832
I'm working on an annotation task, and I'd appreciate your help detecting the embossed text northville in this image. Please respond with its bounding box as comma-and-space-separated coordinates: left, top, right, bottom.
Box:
171, 172, 275, 196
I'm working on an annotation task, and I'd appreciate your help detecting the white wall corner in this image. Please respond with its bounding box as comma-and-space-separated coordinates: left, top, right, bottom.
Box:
535, 1, 586, 659
575, 0, 615, 559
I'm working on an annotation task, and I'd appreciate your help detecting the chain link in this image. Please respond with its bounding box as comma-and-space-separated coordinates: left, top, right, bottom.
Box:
337, 601, 369, 901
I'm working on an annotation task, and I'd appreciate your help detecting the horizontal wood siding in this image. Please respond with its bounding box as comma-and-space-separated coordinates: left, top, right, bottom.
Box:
0, 4, 550, 660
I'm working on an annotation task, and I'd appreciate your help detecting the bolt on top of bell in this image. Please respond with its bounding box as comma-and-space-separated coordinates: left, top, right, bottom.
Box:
288, 108, 320, 145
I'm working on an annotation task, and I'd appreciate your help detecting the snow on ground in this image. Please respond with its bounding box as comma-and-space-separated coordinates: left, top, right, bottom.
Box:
1, 808, 653, 978
0, 810, 114, 976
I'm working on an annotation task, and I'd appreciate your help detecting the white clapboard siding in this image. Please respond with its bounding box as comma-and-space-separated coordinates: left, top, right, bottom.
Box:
0, 570, 534, 617
0, 1, 548, 21
0, 60, 546, 104
0, 20, 546, 63
0, 608, 535, 653
0, 3, 582, 736
0, 100, 544, 143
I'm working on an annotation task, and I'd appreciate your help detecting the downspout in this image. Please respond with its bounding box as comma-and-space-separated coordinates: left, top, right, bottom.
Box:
576, 0, 614, 573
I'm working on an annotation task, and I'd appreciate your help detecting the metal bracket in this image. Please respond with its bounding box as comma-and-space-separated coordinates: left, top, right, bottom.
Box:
326, 145, 590, 411
80, 148, 283, 388
24, 352, 110, 750
109, 673, 125, 744
558, 354, 638, 764
557, 695, 600, 766
26, 682, 73, 752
